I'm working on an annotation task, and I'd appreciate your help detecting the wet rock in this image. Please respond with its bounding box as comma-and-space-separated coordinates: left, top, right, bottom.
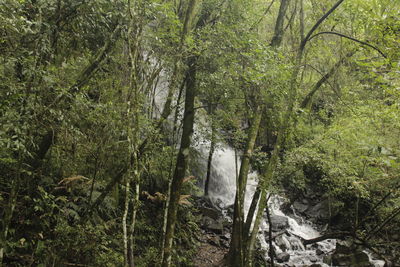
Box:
323, 254, 332, 265
275, 235, 291, 251
305, 199, 330, 221
201, 216, 224, 234
331, 250, 373, 267
276, 252, 290, 263
293, 200, 309, 213
316, 248, 324, 256
309, 255, 319, 262
200, 206, 220, 220
208, 235, 220, 246
335, 240, 353, 254
220, 232, 231, 241
270, 215, 289, 231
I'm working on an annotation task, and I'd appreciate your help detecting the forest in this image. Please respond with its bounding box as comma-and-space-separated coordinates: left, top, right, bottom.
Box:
0, 0, 399, 266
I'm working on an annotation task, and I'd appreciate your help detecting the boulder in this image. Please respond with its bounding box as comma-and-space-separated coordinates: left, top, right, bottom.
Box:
275, 235, 291, 251
305, 199, 330, 221
276, 252, 290, 263
270, 215, 289, 231
200, 206, 220, 220
293, 200, 309, 213
201, 216, 224, 234
208, 235, 220, 246
332, 250, 373, 267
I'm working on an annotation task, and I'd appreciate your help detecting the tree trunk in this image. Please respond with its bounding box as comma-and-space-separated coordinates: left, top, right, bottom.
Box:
204, 116, 216, 196
228, 106, 263, 267
123, 179, 130, 267
161, 54, 198, 267
270, 0, 290, 47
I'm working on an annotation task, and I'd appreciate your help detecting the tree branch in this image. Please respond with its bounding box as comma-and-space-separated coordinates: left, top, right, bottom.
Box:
301, 0, 345, 51
308, 31, 387, 58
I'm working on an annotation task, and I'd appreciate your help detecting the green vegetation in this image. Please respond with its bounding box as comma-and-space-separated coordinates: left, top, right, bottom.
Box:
0, 0, 399, 266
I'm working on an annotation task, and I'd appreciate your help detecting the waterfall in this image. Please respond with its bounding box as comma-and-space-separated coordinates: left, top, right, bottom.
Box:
201, 140, 385, 267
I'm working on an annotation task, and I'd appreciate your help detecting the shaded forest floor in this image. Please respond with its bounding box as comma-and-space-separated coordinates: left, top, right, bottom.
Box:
193, 232, 228, 267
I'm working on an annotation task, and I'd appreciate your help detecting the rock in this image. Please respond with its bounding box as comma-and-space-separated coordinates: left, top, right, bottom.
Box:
305, 199, 331, 221
270, 215, 289, 231
331, 250, 373, 267
309, 264, 324, 267
309, 255, 319, 262
208, 235, 220, 246
293, 200, 309, 213
275, 235, 291, 251
201, 216, 224, 234
200, 206, 220, 220
335, 240, 353, 254
323, 255, 332, 265
220, 232, 231, 241
276, 252, 290, 263
208, 220, 224, 234
316, 248, 324, 256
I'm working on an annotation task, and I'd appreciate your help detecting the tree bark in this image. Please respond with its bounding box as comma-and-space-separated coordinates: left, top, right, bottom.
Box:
228, 106, 263, 267
270, 0, 290, 47
161, 54, 198, 267
204, 115, 216, 196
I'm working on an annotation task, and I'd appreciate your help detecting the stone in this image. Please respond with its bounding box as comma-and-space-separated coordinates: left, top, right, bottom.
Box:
200, 206, 220, 220
270, 215, 289, 231
221, 232, 231, 240
207, 220, 224, 234
323, 255, 332, 265
293, 200, 309, 213
316, 248, 324, 256
275, 235, 291, 251
201, 216, 224, 234
208, 235, 220, 246
335, 240, 353, 254
305, 199, 330, 221
276, 252, 291, 263
331, 250, 373, 267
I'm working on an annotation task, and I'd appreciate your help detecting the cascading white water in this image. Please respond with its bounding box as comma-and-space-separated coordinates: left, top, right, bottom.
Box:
204, 142, 336, 266
201, 140, 387, 267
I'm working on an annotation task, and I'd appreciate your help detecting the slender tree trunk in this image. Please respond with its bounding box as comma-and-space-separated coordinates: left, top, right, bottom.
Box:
123, 179, 130, 267
161, 54, 198, 267
160, 3, 200, 266
228, 106, 263, 267
204, 115, 216, 196
243, 188, 260, 240
265, 201, 275, 267
270, 0, 290, 47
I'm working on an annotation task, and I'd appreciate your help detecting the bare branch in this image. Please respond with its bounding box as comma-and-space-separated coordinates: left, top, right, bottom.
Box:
308, 31, 387, 58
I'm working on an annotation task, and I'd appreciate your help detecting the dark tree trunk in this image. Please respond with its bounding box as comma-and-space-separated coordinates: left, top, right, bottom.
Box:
161, 55, 197, 267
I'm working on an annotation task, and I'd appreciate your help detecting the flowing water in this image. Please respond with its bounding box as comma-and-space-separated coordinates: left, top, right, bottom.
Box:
201, 142, 385, 267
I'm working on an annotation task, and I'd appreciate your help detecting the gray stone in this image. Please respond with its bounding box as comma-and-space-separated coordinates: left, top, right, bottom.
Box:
200, 206, 220, 220
208, 235, 220, 246
305, 199, 330, 220
276, 252, 291, 263
293, 200, 309, 213
270, 215, 289, 231
201, 216, 224, 234
335, 240, 353, 254
332, 250, 373, 267
275, 235, 291, 251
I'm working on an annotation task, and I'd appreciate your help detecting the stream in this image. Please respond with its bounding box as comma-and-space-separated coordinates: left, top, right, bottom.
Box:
198, 142, 385, 267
